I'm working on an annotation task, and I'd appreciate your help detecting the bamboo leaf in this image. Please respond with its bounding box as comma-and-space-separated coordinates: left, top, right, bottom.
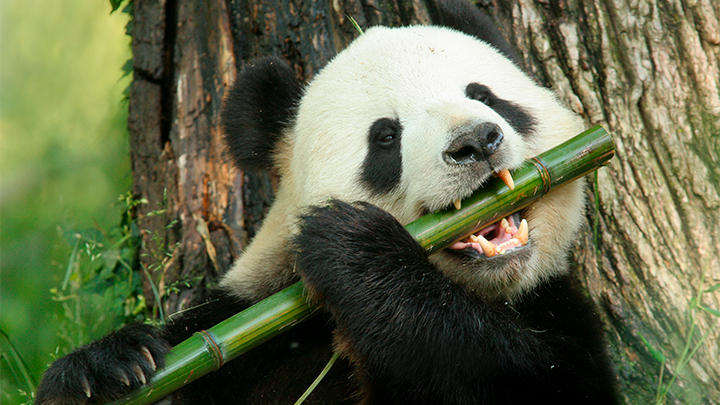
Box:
639, 334, 668, 364
704, 283, 720, 294
348, 16, 364, 35
112, 125, 615, 405
698, 305, 720, 318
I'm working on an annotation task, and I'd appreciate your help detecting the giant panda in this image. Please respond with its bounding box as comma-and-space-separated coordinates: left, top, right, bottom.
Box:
36, 0, 619, 403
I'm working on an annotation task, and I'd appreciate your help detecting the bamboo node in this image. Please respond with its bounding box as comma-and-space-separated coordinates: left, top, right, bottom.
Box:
196, 330, 225, 370
529, 157, 552, 194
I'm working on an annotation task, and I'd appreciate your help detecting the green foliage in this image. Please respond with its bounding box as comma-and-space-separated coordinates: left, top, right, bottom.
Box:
645, 274, 720, 405
1, 194, 150, 405
348, 16, 364, 35
0, 0, 132, 403
49, 194, 150, 352
135, 189, 182, 321
0, 331, 36, 405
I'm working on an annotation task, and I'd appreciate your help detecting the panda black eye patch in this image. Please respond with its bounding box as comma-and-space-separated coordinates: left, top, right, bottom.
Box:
361, 117, 403, 195
466, 82, 495, 105
465, 83, 538, 137
370, 117, 402, 148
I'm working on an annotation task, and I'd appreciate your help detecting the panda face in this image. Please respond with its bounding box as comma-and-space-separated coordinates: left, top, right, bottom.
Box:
290, 27, 534, 217
222, 25, 585, 301
275, 26, 585, 299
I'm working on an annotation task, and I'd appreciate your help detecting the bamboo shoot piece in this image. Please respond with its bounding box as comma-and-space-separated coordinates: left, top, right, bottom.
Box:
112, 125, 614, 405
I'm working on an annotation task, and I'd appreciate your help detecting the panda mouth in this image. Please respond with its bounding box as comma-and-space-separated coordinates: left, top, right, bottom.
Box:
446, 169, 528, 259
448, 212, 528, 258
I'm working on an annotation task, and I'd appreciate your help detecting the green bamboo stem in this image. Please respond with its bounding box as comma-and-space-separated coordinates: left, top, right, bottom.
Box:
113, 125, 614, 405
406, 124, 615, 254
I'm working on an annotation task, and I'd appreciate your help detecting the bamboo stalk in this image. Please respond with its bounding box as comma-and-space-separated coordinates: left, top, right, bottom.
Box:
113, 125, 614, 405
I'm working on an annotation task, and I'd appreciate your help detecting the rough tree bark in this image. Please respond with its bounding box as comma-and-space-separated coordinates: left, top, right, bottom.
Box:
128, 0, 719, 403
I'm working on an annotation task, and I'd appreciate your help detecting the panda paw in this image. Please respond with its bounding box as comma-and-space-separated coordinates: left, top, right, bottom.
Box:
295, 200, 428, 298
36, 323, 170, 405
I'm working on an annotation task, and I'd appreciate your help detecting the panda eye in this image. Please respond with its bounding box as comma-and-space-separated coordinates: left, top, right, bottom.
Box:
369, 118, 402, 149
466, 83, 494, 106
380, 133, 395, 144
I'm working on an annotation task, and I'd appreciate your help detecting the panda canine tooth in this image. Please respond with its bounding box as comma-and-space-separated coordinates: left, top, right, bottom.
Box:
471, 234, 497, 257
453, 199, 462, 210
496, 169, 515, 190
516, 219, 529, 245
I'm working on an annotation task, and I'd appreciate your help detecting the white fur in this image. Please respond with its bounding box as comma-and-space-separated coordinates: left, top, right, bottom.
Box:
221, 25, 585, 301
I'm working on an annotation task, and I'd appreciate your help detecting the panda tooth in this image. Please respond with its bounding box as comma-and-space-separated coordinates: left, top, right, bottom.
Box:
516, 219, 528, 245
472, 234, 497, 257
453, 199, 462, 210
500, 218, 511, 233
496, 169, 515, 190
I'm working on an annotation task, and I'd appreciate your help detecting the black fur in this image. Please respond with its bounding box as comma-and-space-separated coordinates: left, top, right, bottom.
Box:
361, 118, 404, 195
430, 0, 520, 63
221, 56, 303, 171
35, 323, 170, 405
466, 83, 538, 137
294, 201, 618, 404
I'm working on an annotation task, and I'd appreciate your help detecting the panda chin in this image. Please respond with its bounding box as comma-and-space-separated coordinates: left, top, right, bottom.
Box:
448, 211, 530, 260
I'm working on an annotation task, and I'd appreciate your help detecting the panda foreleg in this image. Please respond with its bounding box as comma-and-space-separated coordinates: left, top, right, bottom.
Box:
35, 323, 170, 405
294, 200, 557, 403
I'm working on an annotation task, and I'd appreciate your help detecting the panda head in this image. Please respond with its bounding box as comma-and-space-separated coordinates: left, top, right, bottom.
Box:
220, 12, 585, 302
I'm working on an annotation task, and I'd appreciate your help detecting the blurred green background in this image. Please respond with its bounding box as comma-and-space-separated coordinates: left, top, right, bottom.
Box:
1, 0, 133, 402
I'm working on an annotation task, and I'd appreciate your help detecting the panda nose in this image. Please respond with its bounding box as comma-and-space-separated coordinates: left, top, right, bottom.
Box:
444, 123, 504, 165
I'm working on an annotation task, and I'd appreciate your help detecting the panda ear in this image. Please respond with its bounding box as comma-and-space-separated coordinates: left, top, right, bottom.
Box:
431, 0, 520, 64
221, 56, 303, 172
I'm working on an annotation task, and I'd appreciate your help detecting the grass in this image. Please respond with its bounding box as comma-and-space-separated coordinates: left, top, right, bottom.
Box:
643, 272, 720, 405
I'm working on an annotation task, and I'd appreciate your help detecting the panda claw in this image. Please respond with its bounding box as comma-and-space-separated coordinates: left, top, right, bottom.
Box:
81, 376, 92, 398
118, 369, 131, 386
133, 364, 147, 385
140, 345, 157, 371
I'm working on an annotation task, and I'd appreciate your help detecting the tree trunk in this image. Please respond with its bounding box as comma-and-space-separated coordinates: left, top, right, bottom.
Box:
128, 0, 719, 403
